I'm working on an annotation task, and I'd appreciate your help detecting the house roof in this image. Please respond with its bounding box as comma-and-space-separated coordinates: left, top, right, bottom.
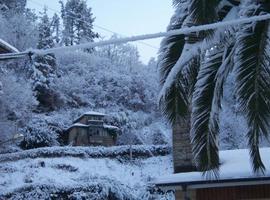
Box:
73, 111, 106, 123
103, 125, 119, 130
66, 123, 89, 131
0, 38, 19, 54
154, 147, 270, 190
84, 111, 105, 116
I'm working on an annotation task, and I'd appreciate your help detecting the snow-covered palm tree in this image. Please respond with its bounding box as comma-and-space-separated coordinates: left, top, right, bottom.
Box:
159, 0, 270, 175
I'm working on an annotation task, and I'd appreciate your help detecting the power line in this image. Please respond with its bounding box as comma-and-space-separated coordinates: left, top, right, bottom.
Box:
2, 13, 270, 60
28, 0, 159, 50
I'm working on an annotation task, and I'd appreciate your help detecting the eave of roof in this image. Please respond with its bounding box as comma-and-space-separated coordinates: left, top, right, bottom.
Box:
84, 111, 105, 116
66, 123, 89, 131
155, 176, 270, 191
66, 123, 118, 131
153, 147, 270, 190
73, 111, 105, 123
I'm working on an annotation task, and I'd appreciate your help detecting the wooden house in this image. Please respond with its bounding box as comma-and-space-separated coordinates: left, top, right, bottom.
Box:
0, 38, 19, 54
67, 111, 119, 147
154, 148, 270, 200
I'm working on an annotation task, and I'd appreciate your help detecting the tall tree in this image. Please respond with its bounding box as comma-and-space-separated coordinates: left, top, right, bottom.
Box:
60, 0, 98, 46
0, 0, 26, 14
51, 13, 61, 45
32, 8, 58, 111
159, 0, 270, 175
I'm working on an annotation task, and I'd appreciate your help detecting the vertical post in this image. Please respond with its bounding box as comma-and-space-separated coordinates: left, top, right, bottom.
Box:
172, 116, 196, 173
182, 185, 191, 200
129, 144, 133, 160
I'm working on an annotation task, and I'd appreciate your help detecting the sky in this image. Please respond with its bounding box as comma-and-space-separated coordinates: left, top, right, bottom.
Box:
26, 0, 174, 64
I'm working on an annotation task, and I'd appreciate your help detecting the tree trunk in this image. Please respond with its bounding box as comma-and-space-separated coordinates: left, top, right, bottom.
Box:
172, 116, 196, 173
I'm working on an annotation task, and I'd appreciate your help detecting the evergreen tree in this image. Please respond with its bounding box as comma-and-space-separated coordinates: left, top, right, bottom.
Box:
60, 0, 98, 46
0, 0, 26, 13
37, 8, 54, 50
51, 13, 61, 45
32, 8, 59, 111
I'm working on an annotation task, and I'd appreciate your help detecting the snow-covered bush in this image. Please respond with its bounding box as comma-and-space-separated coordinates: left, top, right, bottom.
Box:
0, 10, 38, 51
20, 118, 59, 149
0, 71, 36, 121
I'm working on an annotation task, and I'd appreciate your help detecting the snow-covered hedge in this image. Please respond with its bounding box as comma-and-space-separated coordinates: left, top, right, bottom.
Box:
0, 145, 171, 163
1, 181, 137, 200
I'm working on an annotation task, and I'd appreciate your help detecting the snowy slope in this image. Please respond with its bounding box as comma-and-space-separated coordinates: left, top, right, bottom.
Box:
0, 146, 174, 199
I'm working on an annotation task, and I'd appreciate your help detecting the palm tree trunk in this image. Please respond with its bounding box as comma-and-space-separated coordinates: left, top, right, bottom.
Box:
172, 115, 196, 173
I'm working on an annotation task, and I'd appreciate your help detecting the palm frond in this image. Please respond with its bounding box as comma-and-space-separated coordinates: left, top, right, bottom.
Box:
214, 37, 235, 109
158, 0, 190, 122
235, 2, 270, 173
181, 55, 200, 101
159, 0, 189, 85
191, 46, 224, 176
159, 33, 186, 85
184, 0, 220, 44
160, 82, 189, 124
217, 0, 240, 20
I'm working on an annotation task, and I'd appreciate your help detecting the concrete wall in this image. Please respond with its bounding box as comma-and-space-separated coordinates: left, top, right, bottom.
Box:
172, 117, 196, 173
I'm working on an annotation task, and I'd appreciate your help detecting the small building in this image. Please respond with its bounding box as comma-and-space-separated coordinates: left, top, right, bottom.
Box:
0, 38, 19, 54
67, 111, 119, 147
154, 147, 270, 200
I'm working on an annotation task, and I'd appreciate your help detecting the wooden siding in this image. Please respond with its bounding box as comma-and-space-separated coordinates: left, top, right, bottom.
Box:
175, 190, 196, 200
77, 117, 88, 125
68, 127, 116, 147
75, 115, 104, 124
196, 184, 270, 200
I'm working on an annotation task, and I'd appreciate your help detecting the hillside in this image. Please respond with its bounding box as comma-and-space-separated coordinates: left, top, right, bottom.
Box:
0, 146, 173, 200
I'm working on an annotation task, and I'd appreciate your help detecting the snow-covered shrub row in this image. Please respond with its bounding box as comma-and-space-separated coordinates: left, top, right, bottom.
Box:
1, 176, 173, 200
0, 145, 171, 163
1, 181, 136, 200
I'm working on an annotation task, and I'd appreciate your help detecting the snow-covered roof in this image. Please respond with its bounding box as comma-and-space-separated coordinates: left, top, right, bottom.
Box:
154, 148, 270, 189
67, 123, 89, 130
84, 111, 105, 116
103, 124, 119, 130
73, 111, 106, 123
0, 38, 19, 53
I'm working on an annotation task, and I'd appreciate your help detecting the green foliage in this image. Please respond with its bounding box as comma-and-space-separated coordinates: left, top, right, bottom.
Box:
234, 2, 270, 173
159, 0, 270, 174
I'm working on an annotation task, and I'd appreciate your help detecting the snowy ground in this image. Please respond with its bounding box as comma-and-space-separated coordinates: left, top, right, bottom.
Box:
0, 146, 174, 199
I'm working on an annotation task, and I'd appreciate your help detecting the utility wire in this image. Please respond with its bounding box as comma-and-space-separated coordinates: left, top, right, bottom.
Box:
2, 13, 270, 60
28, 0, 159, 50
